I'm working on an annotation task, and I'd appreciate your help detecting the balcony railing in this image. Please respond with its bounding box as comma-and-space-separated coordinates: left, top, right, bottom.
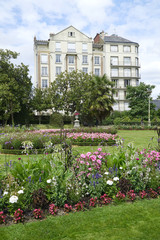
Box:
110, 61, 140, 67
111, 73, 141, 78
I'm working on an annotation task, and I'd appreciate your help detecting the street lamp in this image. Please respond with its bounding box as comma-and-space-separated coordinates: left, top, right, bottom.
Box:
147, 89, 152, 127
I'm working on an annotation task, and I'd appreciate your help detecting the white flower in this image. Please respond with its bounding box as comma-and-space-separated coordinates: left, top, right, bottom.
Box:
113, 177, 119, 181
52, 177, 56, 181
18, 190, 24, 194
119, 167, 123, 170
47, 179, 52, 183
104, 172, 109, 175
9, 195, 18, 203
3, 191, 8, 196
107, 180, 113, 185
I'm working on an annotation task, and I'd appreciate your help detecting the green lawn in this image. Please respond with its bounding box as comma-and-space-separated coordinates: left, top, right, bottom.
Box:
0, 198, 160, 240
0, 130, 158, 164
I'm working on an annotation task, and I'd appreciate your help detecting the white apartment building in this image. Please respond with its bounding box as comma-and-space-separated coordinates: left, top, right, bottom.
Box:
34, 26, 140, 111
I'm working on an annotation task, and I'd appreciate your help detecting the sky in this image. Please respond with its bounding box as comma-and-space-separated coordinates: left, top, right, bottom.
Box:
0, 0, 160, 98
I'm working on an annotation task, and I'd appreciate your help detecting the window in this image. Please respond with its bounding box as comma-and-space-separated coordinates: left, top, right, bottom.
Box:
41, 54, 48, 63
111, 57, 118, 65
56, 42, 61, 51
42, 79, 48, 88
111, 45, 118, 52
82, 43, 87, 52
69, 67, 74, 72
68, 55, 75, 64
82, 55, 88, 64
68, 43, 76, 52
135, 57, 139, 66
135, 46, 138, 53
68, 32, 75, 37
56, 67, 61, 75
124, 57, 131, 65
124, 91, 127, 98
82, 67, 88, 74
94, 56, 100, 65
56, 54, 61, 63
111, 68, 118, 77
95, 68, 100, 76
124, 79, 130, 87
124, 68, 131, 77
136, 80, 139, 86
113, 103, 119, 110
112, 79, 118, 88
123, 45, 131, 52
136, 69, 139, 77
41, 67, 48, 76
124, 102, 129, 110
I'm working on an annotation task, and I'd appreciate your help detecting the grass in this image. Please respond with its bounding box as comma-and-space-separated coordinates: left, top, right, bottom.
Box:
0, 130, 158, 164
0, 198, 160, 240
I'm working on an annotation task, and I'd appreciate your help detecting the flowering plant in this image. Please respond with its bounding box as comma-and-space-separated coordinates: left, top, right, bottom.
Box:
74, 112, 80, 116
0, 211, 6, 224
127, 190, 136, 201
33, 209, 43, 219
139, 190, 147, 199
64, 204, 72, 212
100, 194, 111, 205
89, 197, 98, 207
116, 191, 126, 201
14, 208, 23, 223
75, 201, 85, 211
49, 204, 58, 215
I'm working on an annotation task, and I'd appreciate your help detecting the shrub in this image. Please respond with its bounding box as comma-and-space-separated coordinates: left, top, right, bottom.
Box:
31, 189, 48, 208
89, 197, 98, 207
116, 178, 132, 194
50, 112, 64, 128
139, 190, 147, 199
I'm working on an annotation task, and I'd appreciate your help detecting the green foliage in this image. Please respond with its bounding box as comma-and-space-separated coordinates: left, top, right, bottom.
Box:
0, 49, 32, 125
50, 112, 64, 128
126, 82, 155, 120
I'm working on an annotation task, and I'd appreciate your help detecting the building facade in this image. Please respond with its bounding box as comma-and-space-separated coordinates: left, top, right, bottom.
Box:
34, 26, 140, 111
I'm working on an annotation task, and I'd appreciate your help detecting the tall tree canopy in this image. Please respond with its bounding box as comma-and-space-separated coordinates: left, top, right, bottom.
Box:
126, 82, 155, 120
51, 71, 115, 124
0, 49, 32, 125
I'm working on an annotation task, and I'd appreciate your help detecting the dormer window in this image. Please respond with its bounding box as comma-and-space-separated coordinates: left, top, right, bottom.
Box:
68, 32, 75, 37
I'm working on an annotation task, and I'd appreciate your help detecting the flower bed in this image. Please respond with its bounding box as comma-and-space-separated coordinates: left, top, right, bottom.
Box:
0, 131, 118, 154
0, 141, 160, 226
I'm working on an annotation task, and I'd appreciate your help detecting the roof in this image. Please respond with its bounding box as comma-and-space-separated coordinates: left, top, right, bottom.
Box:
55, 25, 92, 39
34, 40, 48, 46
104, 34, 138, 45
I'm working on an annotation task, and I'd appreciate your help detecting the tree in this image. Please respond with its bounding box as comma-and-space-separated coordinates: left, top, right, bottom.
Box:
126, 82, 155, 120
31, 88, 52, 124
157, 94, 160, 100
51, 70, 91, 115
51, 71, 115, 125
0, 49, 32, 125
88, 74, 115, 124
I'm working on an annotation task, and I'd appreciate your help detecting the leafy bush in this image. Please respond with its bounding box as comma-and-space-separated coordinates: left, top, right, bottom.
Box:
50, 112, 64, 128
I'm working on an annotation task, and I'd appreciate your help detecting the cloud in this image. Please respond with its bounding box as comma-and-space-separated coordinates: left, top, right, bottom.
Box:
0, 0, 159, 98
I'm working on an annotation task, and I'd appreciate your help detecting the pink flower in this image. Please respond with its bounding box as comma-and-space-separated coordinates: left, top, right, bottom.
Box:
98, 148, 102, 151
88, 168, 92, 171
86, 162, 89, 165
80, 154, 86, 159
97, 160, 101, 164
90, 155, 96, 161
